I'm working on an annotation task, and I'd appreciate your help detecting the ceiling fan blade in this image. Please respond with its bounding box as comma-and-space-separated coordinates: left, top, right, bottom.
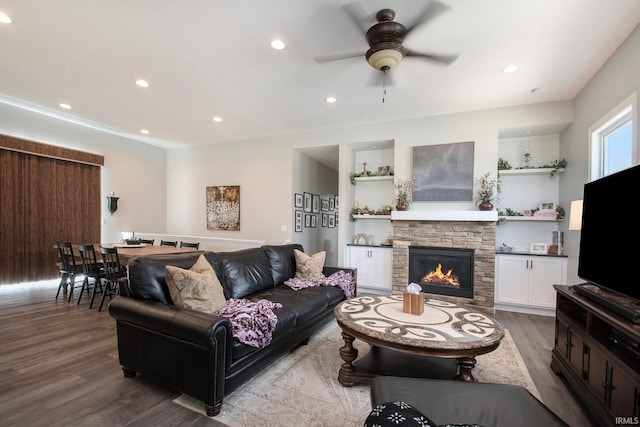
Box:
404, 0, 450, 38
405, 50, 458, 66
314, 51, 364, 64
341, 2, 371, 34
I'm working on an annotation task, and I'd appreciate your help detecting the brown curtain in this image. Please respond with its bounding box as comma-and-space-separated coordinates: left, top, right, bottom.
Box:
0, 134, 103, 284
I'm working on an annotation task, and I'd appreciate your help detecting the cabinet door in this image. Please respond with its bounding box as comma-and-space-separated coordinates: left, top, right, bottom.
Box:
528, 257, 566, 308
348, 247, 371, 285
496, 255, 529, 305
366, 247, 392, 291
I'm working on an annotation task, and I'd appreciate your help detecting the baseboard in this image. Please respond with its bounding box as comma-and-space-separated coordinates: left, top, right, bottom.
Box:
495, 303, 555, 317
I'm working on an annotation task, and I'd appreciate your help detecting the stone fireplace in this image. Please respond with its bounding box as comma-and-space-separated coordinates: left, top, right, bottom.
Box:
392, 211, 497, 313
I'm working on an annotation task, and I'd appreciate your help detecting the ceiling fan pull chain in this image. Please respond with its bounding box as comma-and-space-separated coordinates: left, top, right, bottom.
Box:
382, 67, 388, 103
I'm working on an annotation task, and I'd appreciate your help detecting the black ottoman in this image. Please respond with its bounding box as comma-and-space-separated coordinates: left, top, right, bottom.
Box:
369, 377, 568, 427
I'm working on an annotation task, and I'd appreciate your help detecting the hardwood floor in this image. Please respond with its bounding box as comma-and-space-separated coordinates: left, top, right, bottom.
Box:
0, 281, 592, 426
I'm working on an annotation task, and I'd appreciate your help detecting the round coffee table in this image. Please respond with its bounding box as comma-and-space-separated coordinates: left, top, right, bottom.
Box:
334, 294, 505, 386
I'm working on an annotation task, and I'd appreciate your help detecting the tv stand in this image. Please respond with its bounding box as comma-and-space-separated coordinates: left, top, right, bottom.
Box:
552, 285, 640, 426
572, 283, 640, 323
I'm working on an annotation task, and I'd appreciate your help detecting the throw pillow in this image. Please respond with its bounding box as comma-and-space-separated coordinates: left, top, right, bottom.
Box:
294, 249, 325, 279
165, 255, 227, 313
364, 402, 485, 427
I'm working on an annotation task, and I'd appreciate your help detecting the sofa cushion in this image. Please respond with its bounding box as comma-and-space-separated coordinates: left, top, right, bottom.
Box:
294, 249, 325, 279
165, 255, 227, 313
264, 243, 303, 285
220, 247, 275, 299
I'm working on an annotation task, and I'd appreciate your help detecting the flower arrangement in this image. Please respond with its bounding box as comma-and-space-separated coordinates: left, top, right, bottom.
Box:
475, 172, 500, 206
394, 177, 416, 208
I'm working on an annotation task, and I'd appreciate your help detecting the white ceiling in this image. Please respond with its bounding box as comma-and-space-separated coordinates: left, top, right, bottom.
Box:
1, 0, 639, 152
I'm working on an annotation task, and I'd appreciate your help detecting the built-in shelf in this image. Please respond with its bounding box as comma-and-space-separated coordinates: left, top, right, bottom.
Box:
498, 216, 562, 222
352, 214, 391, 220
353, 175, 394, 182
498, 168, 564, 176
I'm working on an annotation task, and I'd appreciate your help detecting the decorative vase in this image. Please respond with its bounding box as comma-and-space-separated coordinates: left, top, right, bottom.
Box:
478, 201, 494, 211
396, 203, 409, 211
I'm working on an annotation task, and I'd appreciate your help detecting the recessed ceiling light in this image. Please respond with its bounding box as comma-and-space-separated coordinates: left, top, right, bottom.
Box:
501, 65, 518, 73
0, 11, 12, 24
140, 129, 149, 134
325, 96, 337, 104
136, 79, 149, 88
59, 103, 71, 110
270, 39, 286, 50
212, 116, 222, 123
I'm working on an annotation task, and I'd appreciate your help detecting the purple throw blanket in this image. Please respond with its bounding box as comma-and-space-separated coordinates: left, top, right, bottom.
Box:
284, 270, 355, 298
214, 298, 282, 348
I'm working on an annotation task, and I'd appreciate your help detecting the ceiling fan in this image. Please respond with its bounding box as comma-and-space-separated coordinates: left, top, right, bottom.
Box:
315, 1, 458, 98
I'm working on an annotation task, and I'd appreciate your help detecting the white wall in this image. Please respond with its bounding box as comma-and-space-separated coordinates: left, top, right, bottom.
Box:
560, 23, 640, 284
166, 101, 573, 265
0, 102, 167, 244
292, 150, 339, 265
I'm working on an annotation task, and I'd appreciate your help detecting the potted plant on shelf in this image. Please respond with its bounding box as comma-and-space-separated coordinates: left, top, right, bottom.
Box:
475, 172, 499, 211
394, 177, 416, 211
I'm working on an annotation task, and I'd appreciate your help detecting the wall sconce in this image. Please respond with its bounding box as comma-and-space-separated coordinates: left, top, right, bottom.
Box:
569, 200, 583, 231
106, 192, 120, 215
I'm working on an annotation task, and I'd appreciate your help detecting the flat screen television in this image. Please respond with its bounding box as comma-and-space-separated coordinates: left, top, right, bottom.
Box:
575, 164, 640, 320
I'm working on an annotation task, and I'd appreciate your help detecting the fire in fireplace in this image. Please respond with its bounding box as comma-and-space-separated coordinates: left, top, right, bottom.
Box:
409, 246, 474, 299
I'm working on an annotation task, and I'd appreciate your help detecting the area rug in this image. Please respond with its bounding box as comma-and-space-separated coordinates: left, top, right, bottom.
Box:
173, 321, 539, 426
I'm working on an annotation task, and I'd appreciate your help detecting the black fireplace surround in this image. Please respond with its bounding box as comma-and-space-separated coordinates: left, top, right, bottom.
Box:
408, 246, 474, 299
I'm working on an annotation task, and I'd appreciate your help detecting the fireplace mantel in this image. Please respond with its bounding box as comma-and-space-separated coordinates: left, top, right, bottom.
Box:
391, 210, 498, 222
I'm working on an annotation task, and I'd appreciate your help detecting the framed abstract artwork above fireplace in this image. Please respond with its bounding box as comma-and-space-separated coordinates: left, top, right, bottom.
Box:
412, 141, 474, 201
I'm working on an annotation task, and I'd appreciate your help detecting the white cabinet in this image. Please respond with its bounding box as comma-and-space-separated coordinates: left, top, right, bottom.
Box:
495, 254, 567, 314
347, 245, 392, 294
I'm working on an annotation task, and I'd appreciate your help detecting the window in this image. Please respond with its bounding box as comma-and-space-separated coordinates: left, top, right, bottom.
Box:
589, 93, 638, 180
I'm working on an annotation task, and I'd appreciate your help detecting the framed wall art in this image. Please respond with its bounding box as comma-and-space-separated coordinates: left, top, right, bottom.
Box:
312, 194, 320, 213
321, 199, 329, 211
206, 185, 240, 231
305, 214, 311, 228
328, 214, 335, 228
530, 243, 548, 254
294, 210, 303, 232
294, 193, 303, 208
303, 192, 312, 213
322, 213, 328, 227
412, 141, 474, 201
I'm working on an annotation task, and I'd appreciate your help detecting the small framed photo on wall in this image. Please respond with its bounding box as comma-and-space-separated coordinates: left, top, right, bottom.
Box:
328, 214, 335, 228
329, 198, 335, 211
321, 199, 329, 211
305, 214, 311, 228
312, 194, 320, 213
294, 210, 302, 232
311, 215, 317, 228
294, 193, 303, 208
303, 192, 312, 213
322, 213, 328, 227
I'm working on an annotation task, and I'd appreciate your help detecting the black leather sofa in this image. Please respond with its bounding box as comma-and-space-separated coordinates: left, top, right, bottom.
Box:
108, 243, 355, 416
369, 376, 569, 426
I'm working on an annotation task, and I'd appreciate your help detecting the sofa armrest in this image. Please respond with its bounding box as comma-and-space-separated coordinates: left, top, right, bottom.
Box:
109, 296, 232, 348
323, 266, 357, 295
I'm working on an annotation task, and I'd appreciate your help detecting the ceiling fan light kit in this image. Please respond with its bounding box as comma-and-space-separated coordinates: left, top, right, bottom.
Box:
366, 43, 406, 70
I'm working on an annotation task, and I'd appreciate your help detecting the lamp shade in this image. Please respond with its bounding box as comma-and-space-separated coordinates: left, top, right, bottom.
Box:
569, 200, 583, 230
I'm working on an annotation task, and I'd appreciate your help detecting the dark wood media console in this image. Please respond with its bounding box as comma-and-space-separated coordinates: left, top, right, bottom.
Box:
551, 285, 640, 426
